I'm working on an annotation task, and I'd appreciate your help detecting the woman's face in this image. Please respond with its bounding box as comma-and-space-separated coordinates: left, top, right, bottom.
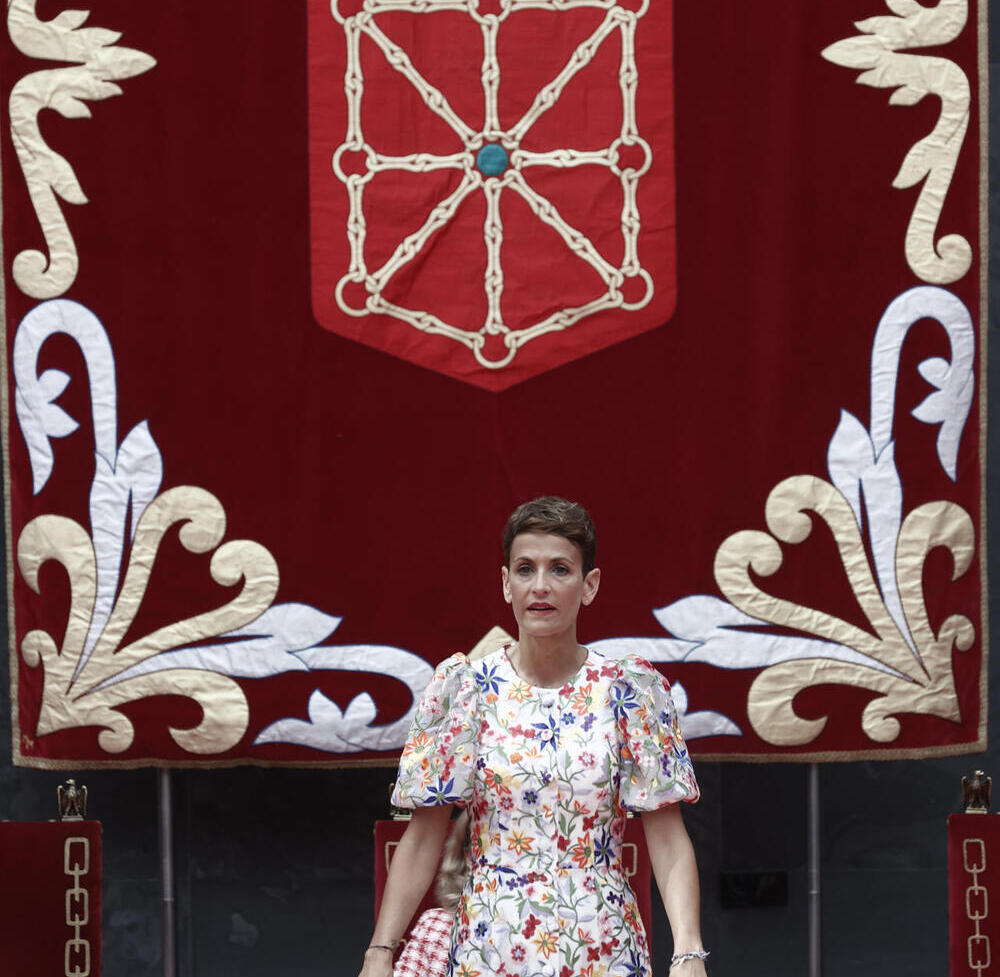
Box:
501, 532, 600, 640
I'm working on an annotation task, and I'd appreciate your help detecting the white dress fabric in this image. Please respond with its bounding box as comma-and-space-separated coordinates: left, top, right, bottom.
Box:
392, 647, 699, 977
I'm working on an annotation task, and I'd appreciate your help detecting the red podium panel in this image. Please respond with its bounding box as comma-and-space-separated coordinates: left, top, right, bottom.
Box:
0, 821, 102, 977
949, 814, 1000, 975
375, 817, 652, 941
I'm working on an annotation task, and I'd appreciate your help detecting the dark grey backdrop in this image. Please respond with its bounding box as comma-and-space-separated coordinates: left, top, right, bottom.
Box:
0, 16, 995, 977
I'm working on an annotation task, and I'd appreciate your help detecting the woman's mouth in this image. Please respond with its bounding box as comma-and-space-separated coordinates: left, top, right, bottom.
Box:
527, 603, 555, 613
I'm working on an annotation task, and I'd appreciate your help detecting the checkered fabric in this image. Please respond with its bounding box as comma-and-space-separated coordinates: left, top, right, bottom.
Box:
393, 907, 454, 977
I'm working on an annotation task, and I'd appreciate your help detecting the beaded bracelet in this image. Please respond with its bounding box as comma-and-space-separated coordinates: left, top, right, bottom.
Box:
670, 949, 710, 968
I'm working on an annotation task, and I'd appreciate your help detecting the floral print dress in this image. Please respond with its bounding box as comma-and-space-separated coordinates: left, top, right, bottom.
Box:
391, 647, 699, 977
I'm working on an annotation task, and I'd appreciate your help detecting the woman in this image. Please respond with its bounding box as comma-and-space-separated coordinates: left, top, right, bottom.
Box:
360, 497, 708, 976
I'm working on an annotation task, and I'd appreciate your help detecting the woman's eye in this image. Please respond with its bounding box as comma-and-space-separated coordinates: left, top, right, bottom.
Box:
516, 565, 533, 576
552, 565, 569, 575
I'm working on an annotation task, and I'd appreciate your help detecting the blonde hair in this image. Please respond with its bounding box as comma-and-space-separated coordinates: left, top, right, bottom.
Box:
435, 809, 471, 910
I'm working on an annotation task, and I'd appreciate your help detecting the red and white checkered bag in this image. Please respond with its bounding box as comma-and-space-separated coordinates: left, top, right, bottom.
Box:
393, 907, 454, 977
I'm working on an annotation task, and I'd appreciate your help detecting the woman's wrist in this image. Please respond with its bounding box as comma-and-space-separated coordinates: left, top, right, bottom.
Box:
366, 938, 405, 955
670, 948, 709, 969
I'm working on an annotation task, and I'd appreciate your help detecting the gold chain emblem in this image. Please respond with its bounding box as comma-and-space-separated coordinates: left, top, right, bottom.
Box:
963, 838, 990, 972
64, 837, 91, 977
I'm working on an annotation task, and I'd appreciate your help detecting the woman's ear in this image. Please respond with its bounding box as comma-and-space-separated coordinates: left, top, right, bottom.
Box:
500, 566, 512, 604
581, 567, 601, 606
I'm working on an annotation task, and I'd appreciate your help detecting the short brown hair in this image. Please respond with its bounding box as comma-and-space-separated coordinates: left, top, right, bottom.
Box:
502, 496, 597, 575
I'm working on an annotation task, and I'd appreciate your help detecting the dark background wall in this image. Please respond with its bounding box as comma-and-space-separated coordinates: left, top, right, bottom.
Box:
0, 15, 995, 977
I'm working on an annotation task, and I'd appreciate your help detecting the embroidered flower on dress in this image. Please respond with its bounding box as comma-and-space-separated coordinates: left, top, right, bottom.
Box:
508, 829, 533, 855
532, 715, 560, 750
475, 663, 507, 695
532, 930, 559, 959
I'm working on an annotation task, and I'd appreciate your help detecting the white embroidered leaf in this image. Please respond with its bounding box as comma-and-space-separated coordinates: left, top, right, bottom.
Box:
686, 630, 903, 675
653, 594, 764, 643
36, 366, 72, 402
827, 409, 873, 526
887, 85, 926, 108
854, 3, 966, 49
916, 356, 949, 386
679, 711, 742, 740
253, 690, 383, 753
857, 441, 913, 652
661, 682, 743, 739
93, 603, 345, 688
49, 90, 95, 120
911, 356, 975, 482
100, 638, 315, 683
82, 421, 165, 669
52, 10, 91, 32
589, 637, 697, 663
670, 680, 689, 714
80, 27, 123, 49
97, 48, 156, 79
17, 368, 80, 441
820, 36, 881, 70
88, 79, 126, 101
115, 421, 164, 538
824, 409, 911, 649
84, 452, 130, 667
15, 388, 74, 495
222, 603, 343, 650
9, 1, 156, 75
294, 644, 433, 693
645, 594, 907, 675
253, 646, 437, 752
13, 301, 119, 489
43, 152, 89, 205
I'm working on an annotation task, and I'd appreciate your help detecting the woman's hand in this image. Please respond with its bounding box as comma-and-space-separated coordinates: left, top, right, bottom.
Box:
356, 946, 394, 977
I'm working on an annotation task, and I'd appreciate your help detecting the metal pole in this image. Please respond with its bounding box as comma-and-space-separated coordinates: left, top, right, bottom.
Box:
158, 768, 177, 977
808, 763, 821, 977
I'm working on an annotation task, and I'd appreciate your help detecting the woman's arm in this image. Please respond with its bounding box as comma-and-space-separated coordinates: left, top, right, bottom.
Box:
357, 805, 454, 977
642, 804, 708, 976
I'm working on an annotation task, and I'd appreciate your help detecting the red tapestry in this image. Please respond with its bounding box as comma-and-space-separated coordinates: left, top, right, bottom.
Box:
1, 0, 987, 767
0, 820, 102, 977
949, 814, 1000, 975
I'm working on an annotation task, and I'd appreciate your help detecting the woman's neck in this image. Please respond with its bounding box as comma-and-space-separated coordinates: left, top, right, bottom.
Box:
509, 634, 586, 688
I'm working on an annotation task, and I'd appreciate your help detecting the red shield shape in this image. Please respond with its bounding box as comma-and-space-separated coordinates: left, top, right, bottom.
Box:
308, 0, 676, 390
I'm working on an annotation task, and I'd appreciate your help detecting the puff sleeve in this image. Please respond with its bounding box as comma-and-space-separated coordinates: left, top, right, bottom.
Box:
614, 655, 700, 811
391, 653, 479, 809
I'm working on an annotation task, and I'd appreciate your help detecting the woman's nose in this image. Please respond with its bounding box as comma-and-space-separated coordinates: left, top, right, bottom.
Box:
531, 572, 549, 594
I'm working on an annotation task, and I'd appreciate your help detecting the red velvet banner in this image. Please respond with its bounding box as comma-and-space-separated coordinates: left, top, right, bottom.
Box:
949, 814, 1000, 976
1, 0, 987, 767
0, 820, 102, 977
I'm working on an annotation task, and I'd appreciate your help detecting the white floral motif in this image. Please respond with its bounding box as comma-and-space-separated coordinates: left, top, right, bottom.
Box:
13, 299, 433, 757
600, 286, 977, 747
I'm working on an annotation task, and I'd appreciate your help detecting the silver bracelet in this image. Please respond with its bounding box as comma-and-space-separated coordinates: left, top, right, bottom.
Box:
670, 949, 709, 968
